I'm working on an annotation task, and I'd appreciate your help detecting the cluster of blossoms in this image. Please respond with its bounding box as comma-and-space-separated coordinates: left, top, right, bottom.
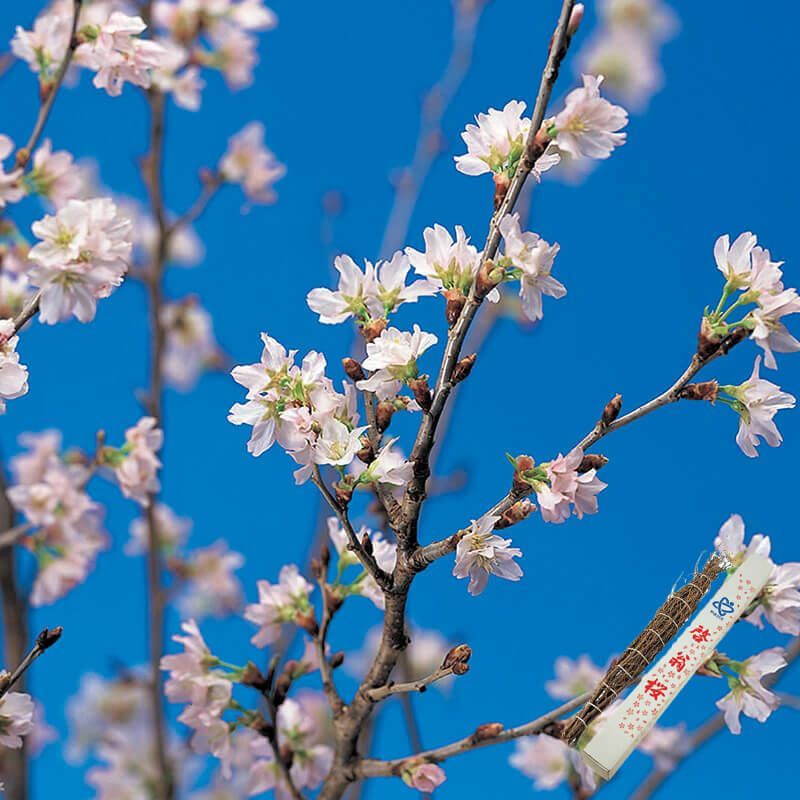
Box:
7, 431, 108, 606
454, 70, 628, 184
219, 122, 286, 204
27, 197, 133, 324
228, 333, 414, 490
244, 564, 315, 647
577, 0, 678, 110
99, 416, 163, 505
699, 232, 798, 457
160, 618, 334, 797
13, 1, 277, 103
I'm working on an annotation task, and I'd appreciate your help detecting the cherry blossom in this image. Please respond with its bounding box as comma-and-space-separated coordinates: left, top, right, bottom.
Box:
26, 139, 85, 207
244, 564, 314, 647
578, 28, 662, 110
453, 514, 522, 595
161, 299, 222, 390
208, 22, 258, 89
713, 232, 758, 290
719, 357, 795, 458
401, 762, 447, 793
0, 135, 24, 208
716, 647, 786, 734
750, 286, 800, 370
713, 513, 771, 567
405, 223, 499, 303
0, 692, 35, 749
219, 122, 285, 203
638, 724, 691, 771
177, 541, 245, 619
551, 74, 628, 160
454, 100, 560, 180
499, 213, 564, 321
357, 438, 414, 487
545, 655, 604, 699
27, 197, 133, 324
510, 735, 596, 792
748, 561, 800, 636
151, 39, 205, 111
0, 319, 30, 413
327, 518, 396, 609
105, 417, 163, 505
357, 325, 438, 401
11, 6, 71, 80
126, 502, 192, 555
533, 447, 606, 523
600, 0, 677, 42
75, 13, 167, 97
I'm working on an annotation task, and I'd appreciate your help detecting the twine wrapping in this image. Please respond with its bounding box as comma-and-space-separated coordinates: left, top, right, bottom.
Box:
561, 553, 724, 745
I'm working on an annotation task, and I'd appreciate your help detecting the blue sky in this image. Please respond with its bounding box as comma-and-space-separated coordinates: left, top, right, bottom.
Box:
0, 1, 798, 798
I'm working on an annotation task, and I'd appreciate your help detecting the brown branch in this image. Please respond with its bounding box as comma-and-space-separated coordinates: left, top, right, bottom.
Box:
365, 665, 454, 702
0, 523, 33, 551
310, 466, 392, 590
0, 471, 28, 800
0, 626, 63, 699
166, 173, 223, 236
629, 636, 800, 800
315, 577, 345, 715
399, 0, 578, 554
140, 85, 174, 800
17, 0, 84, 169
413, 330, 748, 569
263, 697, 308, 800
358, 690, 592, 777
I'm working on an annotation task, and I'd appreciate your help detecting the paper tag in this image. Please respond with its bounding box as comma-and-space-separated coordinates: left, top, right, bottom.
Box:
581, 554, 772, 780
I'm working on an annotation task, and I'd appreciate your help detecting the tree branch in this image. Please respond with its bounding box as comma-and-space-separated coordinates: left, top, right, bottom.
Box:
365, 665, 454, 702
359, 690, 592, 777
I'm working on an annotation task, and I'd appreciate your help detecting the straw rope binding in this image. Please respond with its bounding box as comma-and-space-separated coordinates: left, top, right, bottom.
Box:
561, 552, 725, 745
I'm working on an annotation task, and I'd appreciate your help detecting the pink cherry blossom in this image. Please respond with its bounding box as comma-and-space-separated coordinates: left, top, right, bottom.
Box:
453, 514, 522, 595
110, 417, 163, 505
0, 319, 29, 412
500, 213, 564, 321
28, 139, 86, 207
552, 74, 628, 160
126, 502, 192, 555
401, 762, 447, 793
510, 735, 596, 792
11, 7, 71, 79
638, 724, 691, 771
0, 135, 24, 208
0, 692, 35, 749
177, 540, 244, 619
28, 197, 133, 324
545, 655, 604, 699
713, 513, 771, 567
244, 564, 314, 647
161, 299, 221, 390
219, 122, 285, 203
716, 647, 786, 734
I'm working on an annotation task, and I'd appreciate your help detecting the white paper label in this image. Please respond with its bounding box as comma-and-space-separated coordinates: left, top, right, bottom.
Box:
581, 554, 772, 780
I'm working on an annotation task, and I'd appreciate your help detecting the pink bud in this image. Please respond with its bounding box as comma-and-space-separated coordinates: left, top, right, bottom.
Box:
568, 3, 584, 36
402, 762, 447, 793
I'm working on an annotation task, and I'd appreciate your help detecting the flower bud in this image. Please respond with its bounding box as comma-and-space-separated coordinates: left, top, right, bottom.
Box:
0, 670, 11, 693
494, 172, 511, 210
241, 661, 269, 691
601, 393, 622, 426
14, 147, 30, 168
319, 541, 331, 570
409, 376, 433, 412
36, 626, 63, 650
342, 357, 365, 383
310, 558, 324, 581
697, 317, 722, 360
678, 380, 719, 402
273, 673, 292, 707
567, 3, 584, 36
471, 722, 503, 742
330, 651, 345, 669
495, 498, 534, 529
442, 644, 472, 672
247, 712, 273, 737
475, 259, 504, 298
452, 353, 477, 385
357, 438, 374, 464
361, 532, 374, 556
361, 317, 387, 343
294, 608, 318, 637
442, 288, 467, 327
376, 400, 395, 432
335, 480, 354, 507
577, 453, 608, 473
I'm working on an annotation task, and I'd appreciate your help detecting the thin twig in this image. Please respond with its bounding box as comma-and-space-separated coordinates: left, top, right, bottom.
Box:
0, 627, 63, 700
166, 173, 223, 236
18, 0, 84, 168
359, 690, 592, 777
310, 466, 392, 589
316, 577, 345, 715
0, 523, 33, 551
365, 665, 454, 702
400, 0, 578, 552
